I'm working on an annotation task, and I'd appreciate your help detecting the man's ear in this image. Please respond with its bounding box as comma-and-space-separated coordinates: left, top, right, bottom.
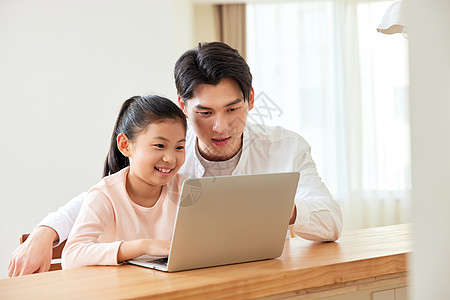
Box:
248, 88, 255, 111
117, 133, 131, 157
177, 96, 188, 118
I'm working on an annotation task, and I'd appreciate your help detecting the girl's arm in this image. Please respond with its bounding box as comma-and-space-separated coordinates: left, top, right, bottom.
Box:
62, 189, 170, 269
61, 190, 118, 269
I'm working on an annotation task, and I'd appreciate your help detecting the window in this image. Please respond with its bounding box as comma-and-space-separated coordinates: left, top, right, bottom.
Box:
247, 0, 410, 229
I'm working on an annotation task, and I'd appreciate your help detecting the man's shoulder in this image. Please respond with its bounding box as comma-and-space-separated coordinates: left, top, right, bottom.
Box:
186, 124, 196, 143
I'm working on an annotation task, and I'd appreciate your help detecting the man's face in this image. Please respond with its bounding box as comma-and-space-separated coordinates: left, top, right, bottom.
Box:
178, 78, 254, 161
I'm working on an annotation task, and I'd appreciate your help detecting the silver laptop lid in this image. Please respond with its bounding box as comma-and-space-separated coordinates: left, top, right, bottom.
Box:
167, 172, 300, 272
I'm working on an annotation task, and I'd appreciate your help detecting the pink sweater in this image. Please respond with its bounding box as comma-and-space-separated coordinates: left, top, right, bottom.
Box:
62, 167, 184, 269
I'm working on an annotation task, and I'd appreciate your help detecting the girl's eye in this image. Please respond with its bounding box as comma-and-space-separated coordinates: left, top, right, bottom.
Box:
176, 146, 185, 150
154, 144, 165, 149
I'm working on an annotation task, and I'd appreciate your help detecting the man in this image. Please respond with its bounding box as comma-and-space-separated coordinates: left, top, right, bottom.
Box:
8, 42, 342, 277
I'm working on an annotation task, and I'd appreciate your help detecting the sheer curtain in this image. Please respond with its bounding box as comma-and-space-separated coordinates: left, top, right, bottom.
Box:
247, 0, 410, 230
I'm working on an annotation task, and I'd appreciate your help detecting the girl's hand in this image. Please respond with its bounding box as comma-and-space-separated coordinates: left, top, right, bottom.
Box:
142, 239, 171, 257
117, 239, 170, 263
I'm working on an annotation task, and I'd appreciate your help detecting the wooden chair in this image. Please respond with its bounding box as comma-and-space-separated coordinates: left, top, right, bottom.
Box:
20, 234, 66, 271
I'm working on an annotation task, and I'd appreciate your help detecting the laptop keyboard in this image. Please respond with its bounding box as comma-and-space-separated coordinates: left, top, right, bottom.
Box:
146, 257, 168, 267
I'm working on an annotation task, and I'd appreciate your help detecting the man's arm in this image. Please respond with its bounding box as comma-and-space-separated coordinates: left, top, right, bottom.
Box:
37, 192, 86, 246
8, 192, 85, 276
290, 146, 343, 242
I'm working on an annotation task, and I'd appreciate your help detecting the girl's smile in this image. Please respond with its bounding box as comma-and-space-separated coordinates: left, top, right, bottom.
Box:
154, 166, 175, 176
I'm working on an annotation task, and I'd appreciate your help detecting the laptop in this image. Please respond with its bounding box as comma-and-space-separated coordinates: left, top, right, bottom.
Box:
128, 172, 300, 272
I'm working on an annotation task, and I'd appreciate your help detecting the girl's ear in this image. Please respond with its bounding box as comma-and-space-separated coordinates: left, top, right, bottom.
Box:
117, 133, 131, 157
177, 96, 188, 118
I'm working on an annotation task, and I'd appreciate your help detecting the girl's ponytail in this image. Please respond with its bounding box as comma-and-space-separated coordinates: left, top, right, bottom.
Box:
103, 97, 136, 177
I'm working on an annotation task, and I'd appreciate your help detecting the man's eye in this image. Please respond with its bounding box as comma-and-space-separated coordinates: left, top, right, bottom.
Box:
197, 111, 211, 116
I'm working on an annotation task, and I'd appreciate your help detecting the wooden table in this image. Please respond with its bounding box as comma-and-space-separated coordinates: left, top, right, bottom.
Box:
0, 224, 410, 299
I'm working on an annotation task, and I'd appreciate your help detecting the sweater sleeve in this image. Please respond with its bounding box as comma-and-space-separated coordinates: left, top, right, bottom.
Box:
291, 144, 343, 242
61, 189, 123, 269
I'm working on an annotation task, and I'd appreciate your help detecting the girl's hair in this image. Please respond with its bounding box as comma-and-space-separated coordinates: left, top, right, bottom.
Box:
103, 95, 187, 177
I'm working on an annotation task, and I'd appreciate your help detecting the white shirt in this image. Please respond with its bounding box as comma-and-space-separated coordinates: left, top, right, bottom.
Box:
39, 123, 343, 244
195, 139, 242, 177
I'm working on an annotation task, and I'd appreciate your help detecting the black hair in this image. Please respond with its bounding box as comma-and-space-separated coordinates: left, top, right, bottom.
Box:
103, 95, 187, 177
174, 42, 253, 102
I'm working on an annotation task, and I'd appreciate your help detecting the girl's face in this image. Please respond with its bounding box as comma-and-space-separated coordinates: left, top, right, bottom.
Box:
125, 119, 186, 188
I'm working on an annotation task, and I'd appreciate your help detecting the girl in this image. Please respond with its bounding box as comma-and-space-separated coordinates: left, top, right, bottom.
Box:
62, 95, 187, 269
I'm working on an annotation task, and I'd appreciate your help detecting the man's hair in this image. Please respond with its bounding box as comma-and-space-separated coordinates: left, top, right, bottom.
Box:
174, 42, 253, 102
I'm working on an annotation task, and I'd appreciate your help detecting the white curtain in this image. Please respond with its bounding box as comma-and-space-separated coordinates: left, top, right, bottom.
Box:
247, 0, 410, 230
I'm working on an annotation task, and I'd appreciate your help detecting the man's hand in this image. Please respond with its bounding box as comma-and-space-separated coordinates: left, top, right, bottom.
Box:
289, 204, 297, 225
8, 226, 58, 277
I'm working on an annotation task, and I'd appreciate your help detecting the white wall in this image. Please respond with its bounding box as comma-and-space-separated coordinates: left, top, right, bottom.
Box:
408, 0, 450, 298
0, 0, 193, 279
193, 4, 218, 43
